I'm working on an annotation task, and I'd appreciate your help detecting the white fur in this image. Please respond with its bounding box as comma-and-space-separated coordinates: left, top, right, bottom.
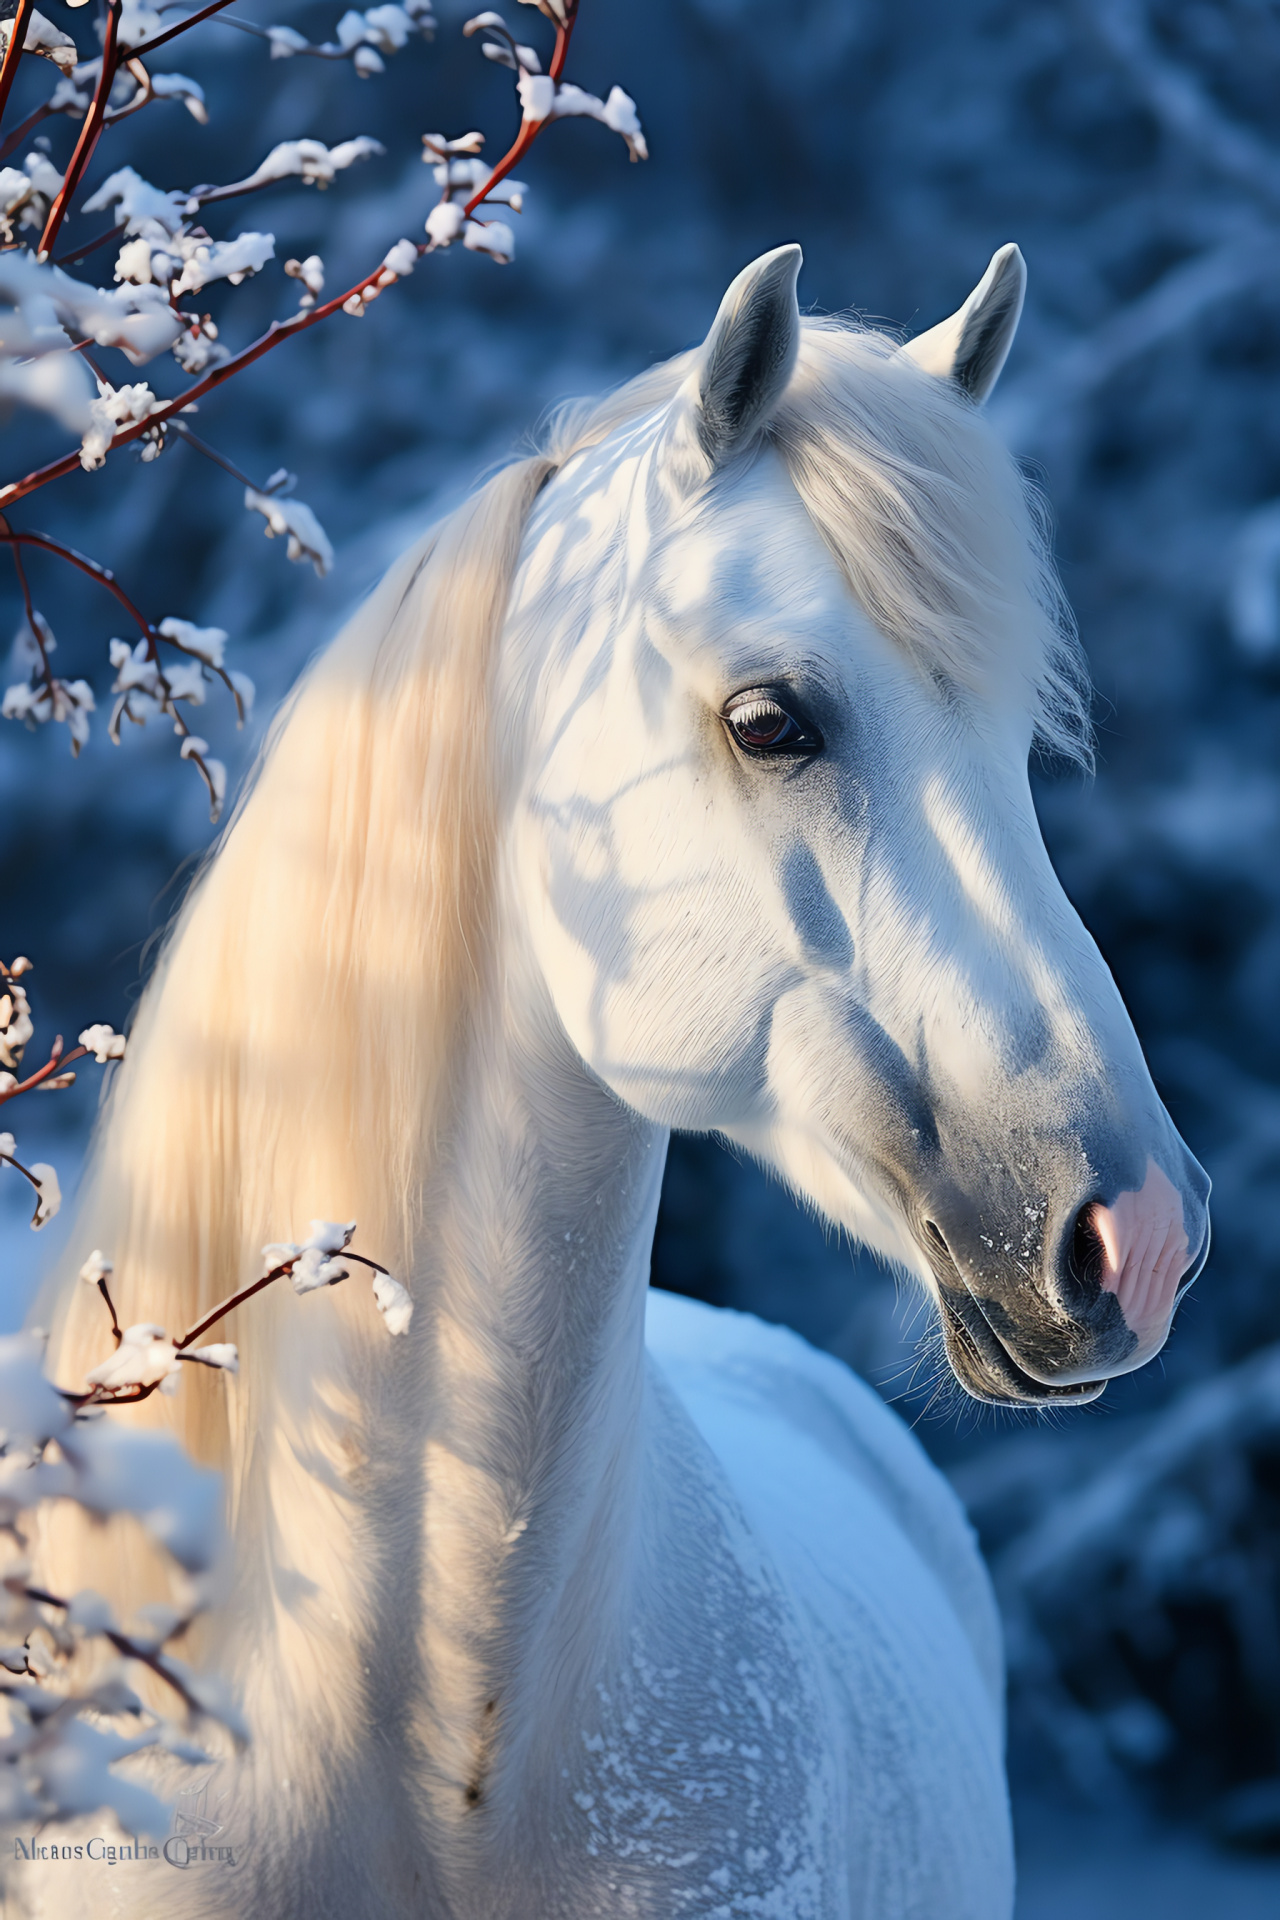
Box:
25, 256, 1203, 1917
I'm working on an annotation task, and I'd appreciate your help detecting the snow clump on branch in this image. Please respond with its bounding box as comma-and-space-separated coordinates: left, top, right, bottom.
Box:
77, 1025, 126, 1064
0, 153, 65, 243
262, 1221, 414, 1332
0, 10, 77, 73
463, 11, 647, 159
243, 487, 334, 575
260, 0, 435, 70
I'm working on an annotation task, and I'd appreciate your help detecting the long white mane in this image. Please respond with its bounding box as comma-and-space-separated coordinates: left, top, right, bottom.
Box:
41, 315, 1085, 1524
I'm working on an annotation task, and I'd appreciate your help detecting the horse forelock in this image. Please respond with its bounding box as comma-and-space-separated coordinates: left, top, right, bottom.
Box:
770, 321, 1091, 767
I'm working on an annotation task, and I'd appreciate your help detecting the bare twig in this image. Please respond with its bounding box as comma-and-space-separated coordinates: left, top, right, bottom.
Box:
53, 221, 125, 268
0, 524, 247, 722
95, 1275, 123, 1346
125, 0, 242, 66
170, 418, 264, 491
174, 1257, 307, 1353
5, 527, 53, 704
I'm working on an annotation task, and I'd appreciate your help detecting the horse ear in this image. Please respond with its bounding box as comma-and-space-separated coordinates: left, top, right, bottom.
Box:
901, 243, 1026, 404
684, 244, 803, 472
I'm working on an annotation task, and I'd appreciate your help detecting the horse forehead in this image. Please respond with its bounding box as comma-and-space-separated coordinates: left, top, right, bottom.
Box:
516, 422, 662, 611
652, 456, 846, 628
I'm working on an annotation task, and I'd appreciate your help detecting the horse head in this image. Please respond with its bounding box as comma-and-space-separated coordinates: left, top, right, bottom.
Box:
503, 244, 1209, 1408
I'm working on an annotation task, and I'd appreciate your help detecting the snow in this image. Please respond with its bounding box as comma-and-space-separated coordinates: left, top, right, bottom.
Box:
426, 200, 465, 247
157, 615, 226, 667
518, 72, 555, 122
76, 1025, 124, 1063
218, 135, 384, 196
25, 1164, 59, 1228
172, 230, 275, 295
463, 218, 515, 262
185, 1342, 238, 1371
84, 1323, 181, 1391
371, 1270, 413, 1335
8, 10, 78, 73
267, 24, 309, 57
382, 237, 418, 276
83, 166, 185, 237
290, 1218, 357, 1292
243, 488, 334, 575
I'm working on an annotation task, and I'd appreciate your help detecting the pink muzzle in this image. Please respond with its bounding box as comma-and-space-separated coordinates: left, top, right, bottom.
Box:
1088, 1159, 1192, 1357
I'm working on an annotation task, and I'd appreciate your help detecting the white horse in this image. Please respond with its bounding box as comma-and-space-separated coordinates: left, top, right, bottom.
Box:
32, 243, 1209, 1919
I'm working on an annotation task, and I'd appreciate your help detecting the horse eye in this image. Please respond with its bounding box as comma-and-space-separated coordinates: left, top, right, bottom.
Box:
723, 691, 820, 757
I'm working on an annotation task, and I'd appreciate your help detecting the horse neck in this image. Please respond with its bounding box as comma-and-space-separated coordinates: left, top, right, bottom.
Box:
411, 928, 667, 1834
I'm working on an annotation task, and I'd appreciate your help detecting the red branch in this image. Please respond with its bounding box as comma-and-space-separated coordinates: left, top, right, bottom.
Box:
0, 0, 36, 131
0, 1035, 88, 1104
0, 521, 151, 633
0, 1147, 44, 1203
64, 1243, 396, 1409
174, 1258, 298, 1355
53, 222, 124, 268
461, 10, 574, 221
38, 0, 122, 259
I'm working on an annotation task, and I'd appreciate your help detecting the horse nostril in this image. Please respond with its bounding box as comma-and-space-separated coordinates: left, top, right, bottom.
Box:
1068, 1203, 1106, 1295
923, 1220, 948, 1257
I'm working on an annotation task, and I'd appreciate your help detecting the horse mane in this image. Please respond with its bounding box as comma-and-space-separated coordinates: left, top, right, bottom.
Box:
42, 455, 557, 1490
40, 314, 1086, 1493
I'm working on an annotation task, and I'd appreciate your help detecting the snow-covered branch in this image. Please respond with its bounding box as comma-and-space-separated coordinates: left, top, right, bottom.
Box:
0, 0, 644, 809
0, 956, 411, 1831
0, 1329, 241, 1832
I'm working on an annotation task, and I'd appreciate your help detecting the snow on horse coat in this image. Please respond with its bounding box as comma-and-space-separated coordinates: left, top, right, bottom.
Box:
32, 243, 1209, 1918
